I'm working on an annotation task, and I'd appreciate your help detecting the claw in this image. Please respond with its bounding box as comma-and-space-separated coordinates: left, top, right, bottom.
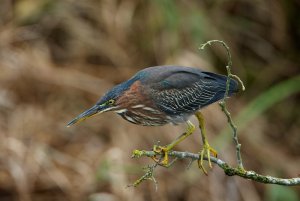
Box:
151, 121, 195, 167
195, 111, 219, 175
198, 141, 218, 175
153, 145, 169, 166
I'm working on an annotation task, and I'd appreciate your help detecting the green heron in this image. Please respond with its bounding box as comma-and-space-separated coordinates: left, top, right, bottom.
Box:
67, 66, 238, 173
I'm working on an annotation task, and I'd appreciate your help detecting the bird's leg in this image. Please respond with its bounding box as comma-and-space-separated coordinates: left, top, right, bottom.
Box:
195, 111, 217, 175
153, 121, 195, 166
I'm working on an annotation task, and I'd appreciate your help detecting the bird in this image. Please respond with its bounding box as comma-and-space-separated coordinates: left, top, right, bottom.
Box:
67, 65, 239, 174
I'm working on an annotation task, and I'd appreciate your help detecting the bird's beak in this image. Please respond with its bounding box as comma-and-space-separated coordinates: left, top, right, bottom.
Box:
67, 104, 108, 127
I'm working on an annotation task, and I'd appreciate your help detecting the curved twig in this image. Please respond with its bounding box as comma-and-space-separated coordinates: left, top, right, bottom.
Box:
200, 40, 245, 169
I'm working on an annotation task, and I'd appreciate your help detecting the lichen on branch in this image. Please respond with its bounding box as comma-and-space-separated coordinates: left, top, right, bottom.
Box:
132, 150, 300, 186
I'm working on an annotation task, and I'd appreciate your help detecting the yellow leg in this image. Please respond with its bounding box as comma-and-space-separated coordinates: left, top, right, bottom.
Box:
195, 111, 217, 175
153, 121, 195, 166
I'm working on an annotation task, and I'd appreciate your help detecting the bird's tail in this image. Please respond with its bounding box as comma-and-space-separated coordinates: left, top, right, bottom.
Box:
202, 71, 239, 105
228, 77, 239, 95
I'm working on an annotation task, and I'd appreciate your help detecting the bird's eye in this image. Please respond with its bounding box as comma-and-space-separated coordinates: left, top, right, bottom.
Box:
108, 99, 115, 105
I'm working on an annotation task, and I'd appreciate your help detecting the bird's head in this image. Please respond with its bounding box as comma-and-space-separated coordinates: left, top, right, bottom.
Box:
67, 82, 129, 127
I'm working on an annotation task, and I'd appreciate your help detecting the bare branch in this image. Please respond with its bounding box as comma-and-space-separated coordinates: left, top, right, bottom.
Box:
132, 150, 300, 186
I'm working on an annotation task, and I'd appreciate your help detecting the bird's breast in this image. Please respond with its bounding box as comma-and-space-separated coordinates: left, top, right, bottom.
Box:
115, 106, 169, 126
114, 80, 173, 126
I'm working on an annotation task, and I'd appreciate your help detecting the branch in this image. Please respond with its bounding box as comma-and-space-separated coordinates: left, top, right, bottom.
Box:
200, 40, 245, 169
132, 150, 300, 186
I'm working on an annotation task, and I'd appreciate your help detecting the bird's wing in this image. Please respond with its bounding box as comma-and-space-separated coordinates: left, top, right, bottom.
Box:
150, 70, 226, 115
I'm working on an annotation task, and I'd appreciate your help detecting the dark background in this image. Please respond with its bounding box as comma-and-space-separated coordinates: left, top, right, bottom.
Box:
0, 0, 299, 201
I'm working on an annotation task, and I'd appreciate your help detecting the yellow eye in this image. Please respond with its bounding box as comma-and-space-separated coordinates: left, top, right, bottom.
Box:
108, 99, 115, 105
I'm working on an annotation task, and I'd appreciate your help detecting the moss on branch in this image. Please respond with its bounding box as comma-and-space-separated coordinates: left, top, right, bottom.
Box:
132, 150, 300, 186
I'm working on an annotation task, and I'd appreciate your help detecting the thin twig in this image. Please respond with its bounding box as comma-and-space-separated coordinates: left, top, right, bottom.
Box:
200, 40, 245, 169
128, 163, 158, 189
132, 150, 300, 186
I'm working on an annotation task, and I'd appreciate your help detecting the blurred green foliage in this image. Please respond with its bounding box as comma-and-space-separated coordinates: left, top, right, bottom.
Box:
215, 75, 300, 148
266, 185, 299, 201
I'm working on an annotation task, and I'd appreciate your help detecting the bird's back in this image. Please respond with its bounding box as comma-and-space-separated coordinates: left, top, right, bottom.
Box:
134, 66, 238, 124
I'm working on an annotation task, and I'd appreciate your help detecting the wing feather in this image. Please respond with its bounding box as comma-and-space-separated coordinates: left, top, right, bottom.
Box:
143, 67, 236, 115
152, 79, 223, 115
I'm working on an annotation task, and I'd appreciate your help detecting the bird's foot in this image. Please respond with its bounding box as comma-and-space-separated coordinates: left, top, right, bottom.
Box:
198, 142, 218, 175
152, 145, 170, 166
